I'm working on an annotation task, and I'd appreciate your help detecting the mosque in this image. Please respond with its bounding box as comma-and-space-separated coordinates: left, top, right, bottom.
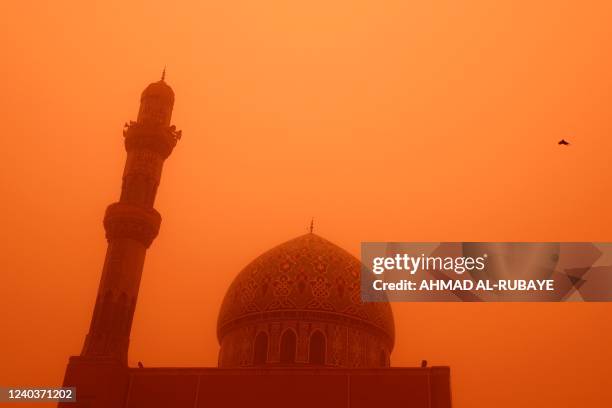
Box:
59, 75, 452, 408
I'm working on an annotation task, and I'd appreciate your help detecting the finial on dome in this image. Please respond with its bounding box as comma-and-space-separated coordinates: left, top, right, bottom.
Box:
161, 66, 166, 81
309, 218, 314, 234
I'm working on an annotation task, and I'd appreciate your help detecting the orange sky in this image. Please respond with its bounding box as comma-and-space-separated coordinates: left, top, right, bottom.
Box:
1, 1, 612, 407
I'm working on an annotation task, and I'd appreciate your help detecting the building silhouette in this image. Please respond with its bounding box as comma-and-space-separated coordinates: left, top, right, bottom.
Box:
59, 76, 452, 408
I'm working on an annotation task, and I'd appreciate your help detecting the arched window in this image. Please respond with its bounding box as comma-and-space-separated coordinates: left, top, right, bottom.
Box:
253, 332, 268, 365
279, 330, 297, 364
309, 331, 326, 365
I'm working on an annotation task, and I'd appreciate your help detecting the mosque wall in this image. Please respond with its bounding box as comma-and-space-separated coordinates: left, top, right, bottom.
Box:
123, 367, 452, 408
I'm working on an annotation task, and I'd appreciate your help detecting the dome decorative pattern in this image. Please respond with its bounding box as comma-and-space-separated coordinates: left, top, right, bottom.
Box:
217, 233, 395, 368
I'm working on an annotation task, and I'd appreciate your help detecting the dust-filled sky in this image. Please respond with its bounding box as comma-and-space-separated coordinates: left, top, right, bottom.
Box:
1, 1, 612, 407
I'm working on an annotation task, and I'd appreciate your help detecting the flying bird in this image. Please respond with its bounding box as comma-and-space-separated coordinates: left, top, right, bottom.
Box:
558, 139, 570, 146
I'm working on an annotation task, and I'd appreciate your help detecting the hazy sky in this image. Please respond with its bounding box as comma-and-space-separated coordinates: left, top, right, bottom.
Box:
1, 1, 612, 407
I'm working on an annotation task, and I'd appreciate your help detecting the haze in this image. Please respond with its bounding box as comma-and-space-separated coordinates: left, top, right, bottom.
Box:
1, 1, 612, 407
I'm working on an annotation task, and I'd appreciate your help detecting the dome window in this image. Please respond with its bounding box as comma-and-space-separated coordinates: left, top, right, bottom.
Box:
253, 332, 268, 365
279, 330, 297, 364
308, 331, 326, 365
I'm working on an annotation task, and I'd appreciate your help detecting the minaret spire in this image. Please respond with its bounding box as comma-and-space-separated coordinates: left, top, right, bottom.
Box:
80, 77, 179, 363
161, 66, 166, 81
309, 218, 314, 234
60, 77, 180, 407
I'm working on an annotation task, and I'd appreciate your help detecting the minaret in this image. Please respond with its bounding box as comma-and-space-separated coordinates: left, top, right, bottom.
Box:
81, 73, 181, 363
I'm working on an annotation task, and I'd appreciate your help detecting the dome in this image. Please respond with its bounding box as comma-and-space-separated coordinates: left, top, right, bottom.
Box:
217, 233, 395, 368
141, 79, 175, 102
137, 79, 175, 127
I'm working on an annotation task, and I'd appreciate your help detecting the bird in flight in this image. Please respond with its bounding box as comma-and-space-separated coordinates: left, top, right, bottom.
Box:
558, 139, 570, 146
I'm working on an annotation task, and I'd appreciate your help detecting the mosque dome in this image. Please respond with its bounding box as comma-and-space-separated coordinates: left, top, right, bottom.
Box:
217, 233, 395, 368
